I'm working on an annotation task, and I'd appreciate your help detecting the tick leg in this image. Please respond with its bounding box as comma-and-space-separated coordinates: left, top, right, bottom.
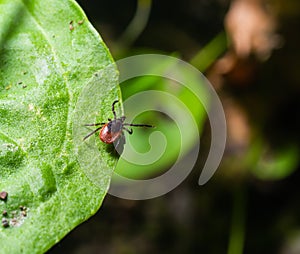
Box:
84, 123, 106, 126
123, 123, 154, 128
120, 116, 126, 123
114, 134, 125, 155
112, 100, 119, 120
83, 126, 102, 141
123, 126, 133, 135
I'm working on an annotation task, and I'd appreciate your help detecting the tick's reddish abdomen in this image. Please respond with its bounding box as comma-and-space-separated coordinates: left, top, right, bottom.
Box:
99, 123, 122, 144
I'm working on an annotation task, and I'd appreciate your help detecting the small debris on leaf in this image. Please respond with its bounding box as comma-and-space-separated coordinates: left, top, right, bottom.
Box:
0, 191, 8, 200
10, 218, 17, 226
20, 205, 27, 217
5, 84, 11, 90
69, 20, 74, 31
2, 218, 9, 228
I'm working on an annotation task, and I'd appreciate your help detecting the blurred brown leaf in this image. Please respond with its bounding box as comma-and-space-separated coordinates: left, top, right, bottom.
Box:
225, 0, 279, 60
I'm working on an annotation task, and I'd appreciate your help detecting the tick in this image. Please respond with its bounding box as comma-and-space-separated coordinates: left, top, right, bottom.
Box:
83, 100, 153, 144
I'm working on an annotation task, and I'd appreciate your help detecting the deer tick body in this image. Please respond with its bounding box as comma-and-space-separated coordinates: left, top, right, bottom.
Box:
99, 118, 124, 144
83, 100, 153, 144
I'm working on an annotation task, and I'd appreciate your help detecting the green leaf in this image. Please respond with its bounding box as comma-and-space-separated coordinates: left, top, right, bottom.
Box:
251, 144, 299, 180
0, 0, 119, 253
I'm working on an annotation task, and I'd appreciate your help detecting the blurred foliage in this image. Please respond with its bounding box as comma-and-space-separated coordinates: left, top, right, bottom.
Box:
116, 67, 208, 179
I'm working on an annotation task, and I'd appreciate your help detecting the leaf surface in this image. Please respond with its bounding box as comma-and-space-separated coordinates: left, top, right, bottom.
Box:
0, 0, 119, 253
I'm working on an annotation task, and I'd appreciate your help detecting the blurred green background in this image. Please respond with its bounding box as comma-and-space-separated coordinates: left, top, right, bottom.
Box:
49, 0, 300, 253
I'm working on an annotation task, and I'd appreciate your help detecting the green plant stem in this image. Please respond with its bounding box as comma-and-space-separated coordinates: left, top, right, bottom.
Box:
118, 0, 152, 47
227, 186, 247, 254
190, 31, 228, 72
